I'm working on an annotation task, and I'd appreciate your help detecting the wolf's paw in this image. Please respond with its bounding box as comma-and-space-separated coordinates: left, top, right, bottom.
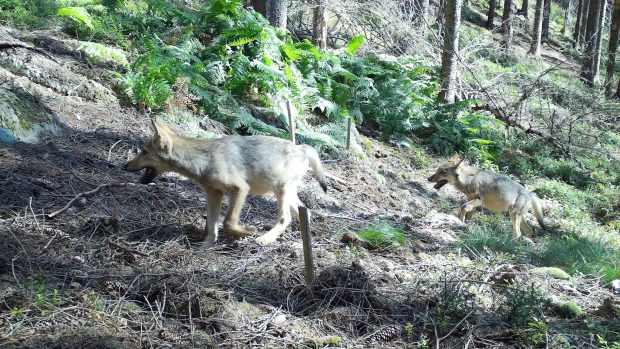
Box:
193, 240, 216, 254
522, 237, 535, 245
224, 224, 256, 237
256, 234, 277, 245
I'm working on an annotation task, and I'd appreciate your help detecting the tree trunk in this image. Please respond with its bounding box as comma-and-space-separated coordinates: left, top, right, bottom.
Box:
417, 0, 430, 34
573, 0, 584, 45
541, 0, 551, 42
251, 0, 288, 28
581, 0, 603, 85
579, 0, 591, 46
439, 0, 463, 103
593, 0, 608, 83
520, 0, 529, 17
562, 0, 572, 36
437, 0, 447, 37
487, 0, 497, 29
312, 0, 328, 50
501, 0, 514, 48
606, 0, 620, 95
529, 0, 545, 55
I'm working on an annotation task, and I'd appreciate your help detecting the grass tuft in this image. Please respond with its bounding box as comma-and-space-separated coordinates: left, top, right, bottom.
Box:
356, 221, 406, 251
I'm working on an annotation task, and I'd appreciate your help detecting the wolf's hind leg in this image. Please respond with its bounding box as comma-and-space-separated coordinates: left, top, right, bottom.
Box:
204, 188, 223, 246
223, 185, 255, 237
256, 187, 293, 245
509, 211, 532, 239
288, 192, 303, 219
519, 220, 534, 238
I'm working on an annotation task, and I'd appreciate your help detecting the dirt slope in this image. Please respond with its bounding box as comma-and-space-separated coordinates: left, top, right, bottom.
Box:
0, 25, 617, 348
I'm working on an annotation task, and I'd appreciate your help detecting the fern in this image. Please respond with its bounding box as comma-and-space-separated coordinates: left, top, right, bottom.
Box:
124, 0, 451, 150
57, 6, 94, 30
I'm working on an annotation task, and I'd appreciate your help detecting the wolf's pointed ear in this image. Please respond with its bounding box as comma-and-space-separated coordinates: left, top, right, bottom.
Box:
448, 153, 461, 163
151, 117, 173, 154
448, 153, 465, 168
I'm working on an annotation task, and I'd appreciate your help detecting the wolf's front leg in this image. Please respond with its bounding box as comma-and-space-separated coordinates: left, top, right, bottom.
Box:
204, 188, 223, 246
223, 185, 256, 237
459, 199, 482, 222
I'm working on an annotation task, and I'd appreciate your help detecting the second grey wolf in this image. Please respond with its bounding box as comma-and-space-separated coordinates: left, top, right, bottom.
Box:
123, 117, 327, 246
428, 154, 545, 239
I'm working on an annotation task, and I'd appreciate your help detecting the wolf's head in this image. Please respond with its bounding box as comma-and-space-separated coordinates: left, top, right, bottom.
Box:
427, 154, 464, 190
123, 117, 175, 184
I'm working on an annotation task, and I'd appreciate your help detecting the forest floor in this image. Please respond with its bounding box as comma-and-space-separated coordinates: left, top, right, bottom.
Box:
0, 24, 619, 348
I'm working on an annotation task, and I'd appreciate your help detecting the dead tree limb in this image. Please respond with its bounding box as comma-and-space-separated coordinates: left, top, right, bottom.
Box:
472, 103, 571, 156
48, 182, 127, 218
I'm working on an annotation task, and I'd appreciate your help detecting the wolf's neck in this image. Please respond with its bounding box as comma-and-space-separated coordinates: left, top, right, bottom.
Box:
166, 136, 214, 181
453, 165, 479, 195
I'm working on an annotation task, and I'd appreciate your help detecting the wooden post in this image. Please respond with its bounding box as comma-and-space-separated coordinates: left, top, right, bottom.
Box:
286, 99, 295, 144
346, 117, 352, 150
298, 206, 314, 286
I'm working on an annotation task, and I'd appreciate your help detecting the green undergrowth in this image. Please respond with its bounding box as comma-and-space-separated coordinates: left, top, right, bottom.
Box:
1, 0, 509, 157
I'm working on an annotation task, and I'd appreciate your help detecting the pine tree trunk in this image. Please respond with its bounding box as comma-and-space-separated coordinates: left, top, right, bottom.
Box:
520, 0, 529, 17
487, 0, 497, 29
252, 0, 267, 15
562, 0, 572, 36
312, 0, 328, 50
251, 0, 288, 28
418, 0, 430, 34
606, 0, 620, 95
529, 0, 545, 55
580, 0, 591, 46
593, 0, 608, 83
501, 0, 514, 48
541, 0, 552, 42
581, 0, 603, 85
437, 0, 447, 37
439, 0, 463, 103
573, 0, 584, 45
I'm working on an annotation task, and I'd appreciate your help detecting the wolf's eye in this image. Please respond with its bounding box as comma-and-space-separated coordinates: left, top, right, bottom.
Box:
140, 148, 148, 154
440, 169, 447, 174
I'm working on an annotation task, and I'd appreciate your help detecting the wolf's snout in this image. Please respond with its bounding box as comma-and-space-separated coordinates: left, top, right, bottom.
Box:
427, 176, 434, 182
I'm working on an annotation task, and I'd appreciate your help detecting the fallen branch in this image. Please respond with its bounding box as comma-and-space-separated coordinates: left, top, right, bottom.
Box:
472, 103, 572, 156
325, 173, 349, 185
48, 182, 127, 218
107, 236, 149, 257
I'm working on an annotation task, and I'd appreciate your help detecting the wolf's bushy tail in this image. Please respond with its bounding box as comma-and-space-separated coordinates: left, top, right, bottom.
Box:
531, 194, 546, 230
303, 145, 328, 192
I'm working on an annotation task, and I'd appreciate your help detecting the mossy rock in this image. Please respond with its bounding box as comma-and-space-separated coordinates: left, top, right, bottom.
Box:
552, 300, 583, 319
531, 267, 570, 280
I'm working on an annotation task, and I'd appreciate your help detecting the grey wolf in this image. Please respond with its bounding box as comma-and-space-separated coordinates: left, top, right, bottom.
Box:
123, 117, 327, 246
428, 154, 545, 239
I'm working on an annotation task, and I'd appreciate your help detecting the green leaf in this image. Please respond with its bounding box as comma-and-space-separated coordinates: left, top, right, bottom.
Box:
57, 7, 94, 30
471, 138, 494, 145
345, 36, 365, 54
228, 36, 257, 47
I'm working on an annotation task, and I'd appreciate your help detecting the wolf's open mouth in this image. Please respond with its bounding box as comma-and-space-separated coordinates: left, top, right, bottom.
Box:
433, 180, 448, 190
140, 167, 157, 184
